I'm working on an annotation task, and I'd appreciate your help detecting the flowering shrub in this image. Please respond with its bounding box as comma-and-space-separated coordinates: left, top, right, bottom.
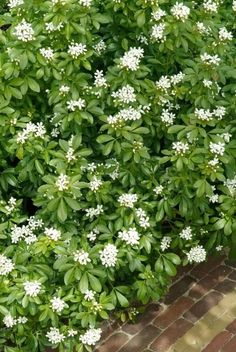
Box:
0, 0, 236, 350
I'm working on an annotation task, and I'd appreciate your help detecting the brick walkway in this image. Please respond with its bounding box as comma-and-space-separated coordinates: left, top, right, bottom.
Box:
95, 255, 236, 352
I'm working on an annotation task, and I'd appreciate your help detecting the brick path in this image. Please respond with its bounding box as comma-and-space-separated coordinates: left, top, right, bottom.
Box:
95, 255, 236, 352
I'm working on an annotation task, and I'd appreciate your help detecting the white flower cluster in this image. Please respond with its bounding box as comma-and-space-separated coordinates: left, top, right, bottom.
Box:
59, 85, 70, 95
67, 98, 86, 111
84, 290, 95, 301
3, 314, 27, 328
154, 185, 164, 195
179, 226, 192, 240
224, 176, 236, 196
74, 250, 91, 265
16, 122, 46, 144
66, 147, 76, 162
99, 244, 118, 267
196, 22, 211, 35
85, 205, 103, 218
156, 73, 185, 92
172, 141, 189, 156
39, 48, 54, 61
0, 254, 14, 276
118, 227, 140, 246
68, 42, 87, 58
79, 327, 102, 346
10, 217, 43, 244
79, 0, 92, 6
45, 227, 61, 241
45, 22, 63, 32
161, 109, 176, 126
89, 176, 103, 192
120, 47, 144, 71
94, 70, 107, 88
5, 197, 17, 213
52, 0, 66, 5
209, 142, 225, 156
93, 40, 106, 55
233, 0, 236, 11
14, 19, 34, 42
160, 236, 172, 251
187, 245, 206, 263
152, 8, 166, 21
56, 173, 69, 191
51, 297, 66, 313
203, 0, 218, 13
219, 27, 233, 42
23, 281, 41, 297
118, 193, 138, 208
200, 53, 221, 66
208, 157, 220, 172
171, 2, 190, 21
87, 227, 99, 242
151, 23, 166, 42
46, 327, 65, 344
8, 0, 24, 8
107, 106, 149, 126
112, 85, 136, 104
136, 208, 150, 229
194, 106, 226, 121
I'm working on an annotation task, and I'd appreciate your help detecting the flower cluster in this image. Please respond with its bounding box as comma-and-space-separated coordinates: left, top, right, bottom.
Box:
99, 244, 118, 267
16, 122, 46, 144
160, 236, 172, 251
14, 20, 34, 41
50, 297, 66, 313
170, 2, 190, 21
209, 142, 225, 156
120, 47, 144, 71
56, 174, 69, 191
79, 327, 102, 346
68, 42, 87, 58
172, 141, 189, 155
118, 193, 138, 208
73, 250, 91, 265
151, 23, 166, 42
118, 227, 140, 246
8, 0, 24, 9
23, 281, 41, 297
45, 227, 61, 241
0, 254, 14, 276
179, 227, 193, 240
10, 217, 43, 244
46, 327, 65, 344
67, 99, 86, 111
112, 85, 136, 104
89, 176, 103, 192
3, 314, 27, 328
136, 208, 150, 229
187, 246, 207, 263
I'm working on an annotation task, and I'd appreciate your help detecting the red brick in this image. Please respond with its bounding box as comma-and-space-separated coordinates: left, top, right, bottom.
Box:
173, 264, 194, 282
202, 331, 232, 352
226, 319, 236, 334
190, 256, 225, 279
184, 291, 223, 323
96, 333, 129, 352
225, 260, 236, 268
164, 275, 196, 304
228, 270, 236, 281
188, 275, 217, 299
222, 336, 236, 352
154, 296, 194, 329
208, 265, 233, 283
122, 303, 163, 335
214, 279, 236, 294
119, 325, 160, 352
150, 318, 193, 352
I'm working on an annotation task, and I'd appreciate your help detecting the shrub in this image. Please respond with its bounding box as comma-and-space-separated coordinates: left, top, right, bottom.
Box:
0, 0, 236, 351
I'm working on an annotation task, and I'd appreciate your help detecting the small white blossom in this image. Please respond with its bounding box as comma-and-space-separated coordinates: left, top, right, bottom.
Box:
46, 327, 65, 344
85, 205, 103, 219
172, 141, 189, 155
171, 2, 190, 21
93, 40, 106, 55
151, 23, 166, 42
89, 176, 103, 192
213, 106, 226, 119
118, 193, 138, 208
23, 281, 41, 297
154, 185, 164, 195
56, 174, 69, 191
118, 228, 140, 246
203, 79, 213, 88
161, 109, 176, 126
99, 244, 118, 267
59, 85, 70, 95
51, 297, 66, 313
196, 22, 210, 35
156, 76, 171, 92
14, 19, 34, 42
3, 314, 17, 328
94, 70, 107, 88
5, 197, 17, 213
208, 194, 219, 203
233, 0, 236, 11
68, 42, 87, 59
68, 329, 78, 337
203, 0, 218, 13
87, 228, 99, 242
17, 317, 28, 324
216, 245, 223, 251
45, 22, 63, 32
66, 147, 76, 162
74, 250, 91, 265
152, 9, 166, 21
136, 208, 150, 229
200, 53, 221, 66
8, 0, 24, 8
209, 142, 225, 156
39, 48, 54, 61
219, 27, 233, 42
80, 327, 102, 346
67, 99, 86, 111
224, 176, 236, 196
120, 47, 144, 71
160, 236, 171, 251
79, 0, 92, 6
179, 226, 193, 240
0, 254, 14, 276
84, 290, 95, 301
112, 85, 136, 104
45, 227, 61, 241
221, 133, 232, 143
187, 245, 206, 263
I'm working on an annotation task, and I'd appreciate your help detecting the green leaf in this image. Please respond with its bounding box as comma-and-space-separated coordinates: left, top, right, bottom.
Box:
27, 77, 40, 92
57, 198, 68, 222
163, 259, 177, 276
116, 291, 129, 307
88, 273, 102, 292
79, 273, 89, 292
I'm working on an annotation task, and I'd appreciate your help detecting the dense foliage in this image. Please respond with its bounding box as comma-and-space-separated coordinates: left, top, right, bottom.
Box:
0, 0, 236, 351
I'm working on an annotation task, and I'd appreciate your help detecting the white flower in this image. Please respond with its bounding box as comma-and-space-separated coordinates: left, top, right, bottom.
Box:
136, 208, 150, 229
45, 22, 63, 32
89, 176, 103, 192
85, 205, 104, 219
172, 141, 189, 155
154, 185, 164, 195
67, 99, 86, 111
203, 0, 218, 13
56, 173, 69, 191
118, 193, 138, 208
187, 245, 206, 263
68, 42, 87, 58
14, 20, 34, 42
74, 250, 91, 265
46, 327, 65, 344
219, 27, 233, 41
209, 142, 225, 156
84, 290, 95, 301
216, 245, 223, 251
200, 53, 221, 66
152, 9, 166, 21
196, 22, 210, 35
208, 194, 219, 203
203, 79, 213, 88
45, 227, 61, 241
208, 157, 219, 171
99, 244, 118, 267
224, 176, 236, 196
3, 314, 17, 328
50, 297, 66, 313
195, 108, 213, 122
52, 0, 66, 4
8, 0, 24, 9
93, 40, 106, 55
16, 122, 46, 144
0, 254, 14, 276
87, 228, 99, 242
80, 327, 102, 346
112, 85, 136, 104
233, 0, 236, 11
68, 329, 78, 337
160, 236, 171, 251
213, 106, 226, 119
118, 228, 141, 246
79, 0, 92, 6
171, 72, 185, 85
94, 70, 107, 88
156, 76, 171, 92
59, 85, 70, 95
39, 48, 54, 61
120, 47, 144, 71
17, 317, 28, 324
179, 226, 192, 240
151, 23, 166, 42
161, 109, 176, 126
5, 197, 17, 213
171, 2, 190, 21
66, 147, 76, 162
221, 133, 232, 143
23, 281, 41, 297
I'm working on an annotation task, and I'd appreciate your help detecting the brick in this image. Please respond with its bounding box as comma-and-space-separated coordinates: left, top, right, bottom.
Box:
202, 331, 232, 352
214, 279, 236, 294
173, 264, 194, 282
188, 275, 216, 299
150, 318, 193, 352
226, 319, 236, 334
96, 333, 129, 352
222, 336, 236, 352
119, 325, 160, 352
154, 296, 194, 329
122, 303, 163, 335
228, 270, 236, 281
190, 256, 225, 279
208, 266, 233, 283
225, 259, 236, 268
164, 275, 196, 304
184, 291, 223, 323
